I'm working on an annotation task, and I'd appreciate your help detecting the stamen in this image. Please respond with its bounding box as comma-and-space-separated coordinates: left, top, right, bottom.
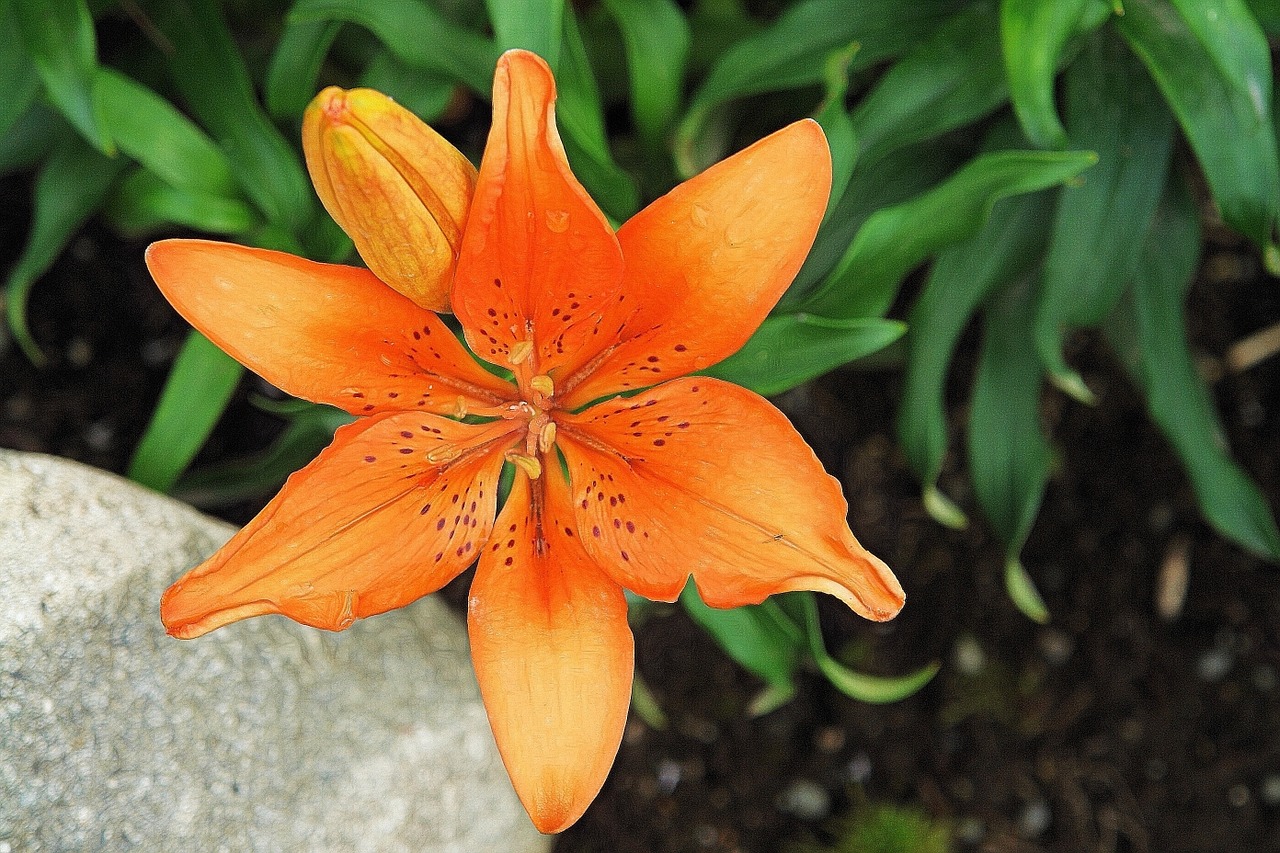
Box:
505, 450, 543, 480
452, 395, 469, 419
508, 340, 534, 366
538, 421, 557, 453
530, 373, 555, 397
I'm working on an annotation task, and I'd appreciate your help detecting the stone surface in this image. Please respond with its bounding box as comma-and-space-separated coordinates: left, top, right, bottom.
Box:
0, 450, 548, 853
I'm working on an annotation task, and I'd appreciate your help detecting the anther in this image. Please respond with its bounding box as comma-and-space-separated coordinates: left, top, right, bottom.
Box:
505, 450, 543, 480
508, 340, 534, 366
452, 395, 468, 418
538, 421, 557, 453
530, 373, 554, 397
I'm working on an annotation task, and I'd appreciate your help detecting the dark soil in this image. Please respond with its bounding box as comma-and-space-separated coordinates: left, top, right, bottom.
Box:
4, 174, 1279, 853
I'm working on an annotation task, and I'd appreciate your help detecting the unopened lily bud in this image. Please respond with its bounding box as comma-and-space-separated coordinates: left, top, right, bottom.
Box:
303, 87, 477, 311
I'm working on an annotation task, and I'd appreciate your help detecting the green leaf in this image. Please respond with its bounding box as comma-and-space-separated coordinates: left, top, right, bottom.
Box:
969, 275, 1050, 555
265, 18, 342, 119
1116, 0, 1280, 253
487, 0, 564, 68
557, 5, 640, 220
105, 167, 261, 236
899, 191, 1054, 501
1246, 0, 1280, 35
147, 0, 315, 234
813, 43, 858, 216
173, 403, 352, 507
675, 0, 964, 175
783, 137, 968, 307
705, 314, 904, 396
1005, 557, 1050, 623
1110, 183, 1280, 561
849, 2, 1009, 169
127, 331, 243, 494
290, 0, 499, 94
15, 0, 111, 153
602, 0, 689, 149
0, 1, 41, 140
792, 592, 939, 704
681, 583, 803, 713
359, 51, 459, 123
4, 134, 122, 365
1034, 30, 1174, 402
999, 0, 1102, 149
0, 103, 64, 176
95, 68, 241, 199
803, 149, 1097, 319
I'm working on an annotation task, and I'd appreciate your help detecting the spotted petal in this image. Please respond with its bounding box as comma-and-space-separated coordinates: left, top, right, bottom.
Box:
469, 470, 634, 833
562, 120, 831, 408
558, 377, 903, 620
146, 239, 513, 416
452, 50, 627, 386
161, 412, 515, 638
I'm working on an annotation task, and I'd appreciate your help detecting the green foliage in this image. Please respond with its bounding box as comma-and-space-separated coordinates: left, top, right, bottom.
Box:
3, 0, 1278, 713
792, 801, 953, 853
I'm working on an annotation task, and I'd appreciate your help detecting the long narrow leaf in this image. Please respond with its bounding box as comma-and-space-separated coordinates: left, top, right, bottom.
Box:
289, 0, 499, 94
557, 5, 640, 220
1111, 184, 1280, 561
790, 593, 939, 704
0, 0, 41, 140
999, 0, 1104, 149
15, 0, 111, 153
265, 18, 342, 119
675, 0, 963, 175
95, 68, 241, 198
899, 192, 1054, 519
1117, 0, 1280, 257
1034, 30, 1174, 402
705, 314, 904, 396
4, 135, 122, 364
603, 0, 689, 150
105, 168, 260, 236
849, 3, 1008, 169
969, 276, 1053, 621
487, 0, 564, 68
681, 583, 803, 715
127, 331, 243, 494
147, 0, 314, 234
803, 149, 1096, 319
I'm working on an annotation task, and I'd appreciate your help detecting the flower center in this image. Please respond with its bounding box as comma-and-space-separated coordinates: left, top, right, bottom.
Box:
497, 370, 559, 480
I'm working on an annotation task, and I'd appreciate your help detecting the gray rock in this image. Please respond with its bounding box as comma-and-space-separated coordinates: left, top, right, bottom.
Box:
0, 450, 548, 853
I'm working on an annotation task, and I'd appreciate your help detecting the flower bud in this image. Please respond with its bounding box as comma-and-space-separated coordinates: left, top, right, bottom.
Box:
303, 87, 476, 311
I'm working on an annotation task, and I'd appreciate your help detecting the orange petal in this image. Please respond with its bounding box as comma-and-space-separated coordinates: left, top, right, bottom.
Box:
146, 239, 514, 416
561, 121, 832, 408
469, 469, 633, 834
452, 50, 627, 387
161, 413, 516, 638
303, 86, 477, 311
558, 378, 903, 620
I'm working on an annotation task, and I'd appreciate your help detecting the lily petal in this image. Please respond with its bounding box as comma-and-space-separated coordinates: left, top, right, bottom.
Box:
559, 378, 903, 620
452, 49, 627, 386
161, 413, 515, 638
562, 121, 832, 408
469, 470, 633, 834
303, 87, 477, 311
146, 239, 513, 416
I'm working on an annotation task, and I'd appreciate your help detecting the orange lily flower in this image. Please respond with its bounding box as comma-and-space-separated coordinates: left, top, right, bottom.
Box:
147, 49, 904, 833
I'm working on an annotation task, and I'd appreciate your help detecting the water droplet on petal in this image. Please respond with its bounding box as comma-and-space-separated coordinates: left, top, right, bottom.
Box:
545, 209, 570, 233
691, 204, 710, 228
